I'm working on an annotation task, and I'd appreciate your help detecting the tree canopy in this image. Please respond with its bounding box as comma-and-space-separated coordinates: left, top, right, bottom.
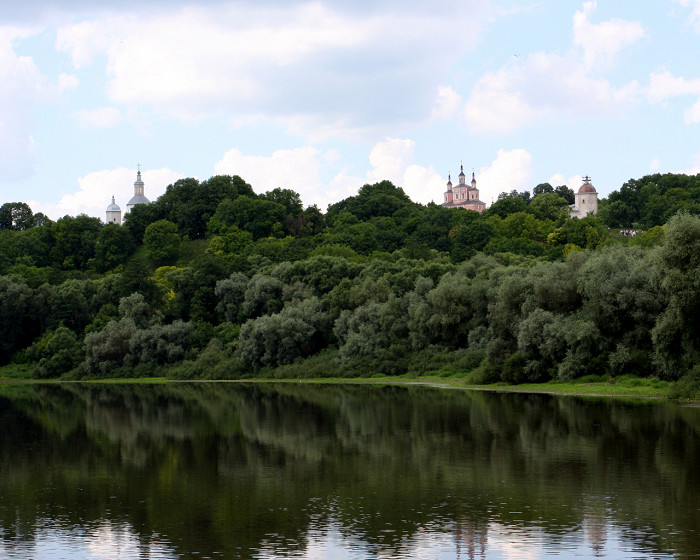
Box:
0, 172, 697, 394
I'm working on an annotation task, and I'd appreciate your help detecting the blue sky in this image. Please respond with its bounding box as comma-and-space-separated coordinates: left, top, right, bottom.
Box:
2, 0, 700, 220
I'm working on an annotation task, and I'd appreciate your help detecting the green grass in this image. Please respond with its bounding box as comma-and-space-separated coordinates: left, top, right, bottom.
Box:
253, 373, 674, 399
207, 375, 676, 400
0, 364, 34, 380
0, 364, 683, 400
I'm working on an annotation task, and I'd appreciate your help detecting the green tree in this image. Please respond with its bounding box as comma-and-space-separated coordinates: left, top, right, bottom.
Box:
485, 196, 528, 219
451, 217, 495, 262
0, 275, 32, 363
242, 274, 284, 318
93, 224, 136, 272
212, 196, 286, 240
33, 327, 83, 378
263, 188, 303, 216
554, 185, 575, 205
84, 318, 137, 375
144, 220, 181, 265
0, 202, 34, 231
533, 183, 554, 196
208, 226, 254, 256
50, 214, 102, 270
237, 297, 330, 368
50, 279, 95, 333
128, 320, 195, 365
652, 212, 700, 378
215, 272, 249, 323
119, 292, 155, 328
159, 175, 256, 239
122, 202, 165, 244
326, 180, 415, 223
528, 193, 569, 221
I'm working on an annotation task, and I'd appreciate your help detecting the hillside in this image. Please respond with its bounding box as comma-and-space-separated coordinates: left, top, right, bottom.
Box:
0, 173, 698, 397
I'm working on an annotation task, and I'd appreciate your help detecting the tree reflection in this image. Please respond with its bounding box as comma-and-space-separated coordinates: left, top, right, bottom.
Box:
0, 382, 697, 559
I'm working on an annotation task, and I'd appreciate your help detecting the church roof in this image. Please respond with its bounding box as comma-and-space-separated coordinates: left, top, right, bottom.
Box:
127, 194, 150, 206
579, 175, 597, 193
106, 196, 120, 212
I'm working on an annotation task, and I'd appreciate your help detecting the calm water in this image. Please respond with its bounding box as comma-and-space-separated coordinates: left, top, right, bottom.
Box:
0, 382, 698, 560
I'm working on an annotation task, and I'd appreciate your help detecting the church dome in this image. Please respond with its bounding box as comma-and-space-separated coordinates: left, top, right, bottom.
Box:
579, 176, 597, 193
106, 196, 120, 212
127, 194, 150, 206
127, 168, 150, 207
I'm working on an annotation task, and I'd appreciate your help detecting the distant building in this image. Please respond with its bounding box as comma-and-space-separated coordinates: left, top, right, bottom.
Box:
105, 166, 151, 225
105, 196, 121, 224
441, 165, 486, 212
570, 176, 598, 218
126, 168, 150, 212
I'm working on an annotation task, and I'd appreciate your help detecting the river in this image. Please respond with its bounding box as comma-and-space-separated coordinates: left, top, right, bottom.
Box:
0, 382, 697, 559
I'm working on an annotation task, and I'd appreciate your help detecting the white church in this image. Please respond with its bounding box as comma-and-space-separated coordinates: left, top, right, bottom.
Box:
105, 167, 151, 224
569, 176, 599, 218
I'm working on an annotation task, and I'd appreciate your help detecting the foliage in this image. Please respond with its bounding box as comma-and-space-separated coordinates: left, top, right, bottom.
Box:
237, 297, 330, 368
2, 173, 699, 389
599, 173, 700, 228
143, 219, 180, 265
0, 202, 35, 231
93, 224, 136, 272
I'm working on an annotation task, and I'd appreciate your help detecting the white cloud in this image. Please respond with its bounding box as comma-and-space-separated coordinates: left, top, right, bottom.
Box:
573, 1, 645, 71
31, 167, 183, 220
477, 149, 534, 204
57, 72, 79, 93
465, 62, 547, 132
402, 164, 444, 205
367, 138, 415, 183
212, 141, 537, 210
647, 71, 700, 124
215, 146, 330, 208
431, 86, 462, 120
214, 138, 446, 210
674, 0, 700, 30
73, 106, 122, 128
54, 3, 493, 137
55, 19, 118, 69
463, 4, 642, 133
548, 173, 585, 190
685, 99, 700, 123
464, 51, 639, 133
365, 137, 443, 205
0, 27, 50, 182
647, 71, 700, 102
675, 149, 700, 175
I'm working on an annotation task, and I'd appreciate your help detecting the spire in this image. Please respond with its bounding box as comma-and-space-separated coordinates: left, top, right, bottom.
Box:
134, 165, 145, 196
126, 164, 150, 209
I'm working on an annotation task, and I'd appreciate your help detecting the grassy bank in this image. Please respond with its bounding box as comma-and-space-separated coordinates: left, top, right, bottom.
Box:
256, 374, 676, 400
1, 365, 689, 400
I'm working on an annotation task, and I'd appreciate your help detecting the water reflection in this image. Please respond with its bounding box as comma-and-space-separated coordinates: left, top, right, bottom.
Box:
0, 382, 697, 559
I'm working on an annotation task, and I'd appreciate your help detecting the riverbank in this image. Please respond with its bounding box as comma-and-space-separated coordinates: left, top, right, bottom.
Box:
262, 375, 677, 400
1, 370, 690, 401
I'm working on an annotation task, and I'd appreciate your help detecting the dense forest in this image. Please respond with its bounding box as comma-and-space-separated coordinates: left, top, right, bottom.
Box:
0, 172, 699, 394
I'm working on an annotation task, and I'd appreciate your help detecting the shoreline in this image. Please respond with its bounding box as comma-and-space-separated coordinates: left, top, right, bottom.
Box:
1, 375, 691, 402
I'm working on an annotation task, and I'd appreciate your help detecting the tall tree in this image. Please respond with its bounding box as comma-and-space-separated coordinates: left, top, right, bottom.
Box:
0, 202, 34, 231
143, 220, 181, 265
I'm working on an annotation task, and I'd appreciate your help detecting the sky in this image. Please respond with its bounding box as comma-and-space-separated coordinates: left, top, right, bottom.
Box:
2, 0, 700, 220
